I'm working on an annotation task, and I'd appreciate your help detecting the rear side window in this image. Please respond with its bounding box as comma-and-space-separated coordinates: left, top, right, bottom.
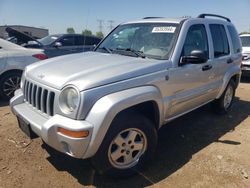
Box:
227, 26, 241, 53
59, 36, 75, 46
84, 37, 99, 45
209, 24, 229, 58
75, 36, 84, 45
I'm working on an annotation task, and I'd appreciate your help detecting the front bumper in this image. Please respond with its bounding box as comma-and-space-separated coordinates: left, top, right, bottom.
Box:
242, 60, 250, 77
10, 90, 93, 159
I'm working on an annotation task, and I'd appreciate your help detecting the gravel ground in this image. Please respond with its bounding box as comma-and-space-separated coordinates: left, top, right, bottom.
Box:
0, 80, 249, 188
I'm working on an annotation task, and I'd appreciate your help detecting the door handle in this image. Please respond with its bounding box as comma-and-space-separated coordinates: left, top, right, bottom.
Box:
202, 65, 212, 71
227, 58, 233, 64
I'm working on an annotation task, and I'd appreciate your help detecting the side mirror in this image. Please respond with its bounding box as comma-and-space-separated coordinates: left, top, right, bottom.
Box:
54, 42, 62, 48
181, 50, 208, 64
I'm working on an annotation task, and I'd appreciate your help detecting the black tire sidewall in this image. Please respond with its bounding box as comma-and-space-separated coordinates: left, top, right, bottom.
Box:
91, 114, 157, 177
0, 72, 22, 100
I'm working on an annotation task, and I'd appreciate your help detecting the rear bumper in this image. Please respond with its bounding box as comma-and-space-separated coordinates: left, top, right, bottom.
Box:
10, 90, 94, 159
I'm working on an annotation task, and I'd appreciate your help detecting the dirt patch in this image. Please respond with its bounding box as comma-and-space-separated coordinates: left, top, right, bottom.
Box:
0, 82, 250, 188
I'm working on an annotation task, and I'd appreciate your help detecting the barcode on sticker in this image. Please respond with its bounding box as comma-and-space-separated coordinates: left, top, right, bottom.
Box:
152, 27, 176, 33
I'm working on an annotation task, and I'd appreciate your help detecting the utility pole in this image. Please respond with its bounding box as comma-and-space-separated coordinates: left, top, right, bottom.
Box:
97, 19, 104, 32
107, 20, 114, 31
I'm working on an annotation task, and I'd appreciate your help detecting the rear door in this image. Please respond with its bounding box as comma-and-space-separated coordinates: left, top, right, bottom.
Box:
208, 24, 233, 92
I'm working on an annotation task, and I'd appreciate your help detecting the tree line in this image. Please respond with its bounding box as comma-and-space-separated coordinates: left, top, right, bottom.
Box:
66, 27, 104, 38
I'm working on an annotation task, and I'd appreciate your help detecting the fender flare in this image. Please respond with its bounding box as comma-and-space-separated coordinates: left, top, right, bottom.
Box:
216, 66, 241, 99
83, 85, 163, 158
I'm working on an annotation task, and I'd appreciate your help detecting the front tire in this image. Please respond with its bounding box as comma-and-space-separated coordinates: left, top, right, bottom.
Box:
212, 80, 236, 114
0, 72, 22, 100
91, 113, 157, 177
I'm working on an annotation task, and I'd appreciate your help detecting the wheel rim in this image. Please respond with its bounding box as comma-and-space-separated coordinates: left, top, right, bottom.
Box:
223, 85, 233, 109
3, 76, 21, 97
108, 128, 147, 169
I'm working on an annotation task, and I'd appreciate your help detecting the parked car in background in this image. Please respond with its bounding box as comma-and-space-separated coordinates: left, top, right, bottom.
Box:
5, 28, 102, 58
27, 34, 102, 58
240, 34, 250, 76
5, 27, 40, 45
0, 38, 47, 100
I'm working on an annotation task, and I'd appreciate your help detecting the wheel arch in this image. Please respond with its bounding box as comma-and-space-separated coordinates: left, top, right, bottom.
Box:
216, 67, 241, 99
83, 85, 163, 158
0, 69, 23, 79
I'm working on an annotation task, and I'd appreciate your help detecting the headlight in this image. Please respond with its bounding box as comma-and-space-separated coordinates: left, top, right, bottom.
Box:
20, 69, 26, 89
59, 86, 80, 114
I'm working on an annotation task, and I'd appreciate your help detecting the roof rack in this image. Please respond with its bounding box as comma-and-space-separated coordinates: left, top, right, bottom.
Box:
143, 17, 163, 19
198, 14, 231, 22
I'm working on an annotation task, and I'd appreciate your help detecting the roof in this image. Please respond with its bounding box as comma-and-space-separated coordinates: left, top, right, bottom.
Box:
123, 17, 185, 25
122, 14, 232, 25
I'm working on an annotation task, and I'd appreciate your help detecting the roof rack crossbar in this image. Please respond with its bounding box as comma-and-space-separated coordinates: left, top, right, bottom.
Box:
143, 17, 163, 19
198, 14, 231, 22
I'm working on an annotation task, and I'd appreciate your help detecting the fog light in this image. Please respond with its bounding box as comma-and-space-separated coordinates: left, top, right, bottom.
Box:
58, 127, 89, 138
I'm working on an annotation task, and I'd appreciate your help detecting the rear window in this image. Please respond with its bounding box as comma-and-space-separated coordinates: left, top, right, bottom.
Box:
209, 24, 230, 58
227, 26, 241, 53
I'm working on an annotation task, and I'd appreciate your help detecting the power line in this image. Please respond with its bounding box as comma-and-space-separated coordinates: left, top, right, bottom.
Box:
107, 20, 114, 31
97, 19, 104, 32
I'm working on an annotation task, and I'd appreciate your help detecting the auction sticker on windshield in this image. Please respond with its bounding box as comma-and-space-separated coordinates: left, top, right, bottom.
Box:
152, 26, 176, 33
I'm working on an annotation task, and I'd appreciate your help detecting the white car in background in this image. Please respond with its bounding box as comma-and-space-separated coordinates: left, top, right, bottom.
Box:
240, 34, 250, 77
0, 38, 47, 100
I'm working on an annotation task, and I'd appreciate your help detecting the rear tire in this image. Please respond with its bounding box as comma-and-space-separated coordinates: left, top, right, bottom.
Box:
0, 72, 22, 101
212, 80, 236, 114
91, 113, 157, 177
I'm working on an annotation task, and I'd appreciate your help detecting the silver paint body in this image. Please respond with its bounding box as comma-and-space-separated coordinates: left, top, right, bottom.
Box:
10, 17, 241, 159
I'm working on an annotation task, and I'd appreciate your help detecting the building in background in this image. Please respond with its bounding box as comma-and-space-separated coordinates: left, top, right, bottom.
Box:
0, 25, 48, 39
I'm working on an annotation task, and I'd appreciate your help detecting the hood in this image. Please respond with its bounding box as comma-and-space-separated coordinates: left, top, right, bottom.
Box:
0, 38, 43, 54
6, 27, 42, 46
26, 52, 171, 91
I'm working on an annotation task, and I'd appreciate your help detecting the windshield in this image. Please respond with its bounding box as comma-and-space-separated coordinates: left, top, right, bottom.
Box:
240, 36, 250, 47
96, 23, 179, 59
38, 35, 62, 45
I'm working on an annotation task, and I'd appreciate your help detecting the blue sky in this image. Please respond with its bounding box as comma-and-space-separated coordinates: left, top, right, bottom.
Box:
0, 0, 249, 35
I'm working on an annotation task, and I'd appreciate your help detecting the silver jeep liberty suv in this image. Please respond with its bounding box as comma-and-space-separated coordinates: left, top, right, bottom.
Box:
10, 14, 242, 176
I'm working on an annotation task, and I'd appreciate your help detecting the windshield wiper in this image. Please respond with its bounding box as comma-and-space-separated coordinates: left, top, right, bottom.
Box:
97, 46, 112, 53
115, 48, 146, 58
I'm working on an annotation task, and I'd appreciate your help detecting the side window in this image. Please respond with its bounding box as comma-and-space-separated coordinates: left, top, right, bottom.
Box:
59, 36, 75, 46
84, 37, 95, 45
75, 36, 84, 45
84, 37, 101, 45
182, 24, 209, 57
209, 24, 230, 57
227, 25, 242, 53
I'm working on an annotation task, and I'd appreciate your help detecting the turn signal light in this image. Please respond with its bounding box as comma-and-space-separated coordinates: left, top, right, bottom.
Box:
57, 127, 89, 138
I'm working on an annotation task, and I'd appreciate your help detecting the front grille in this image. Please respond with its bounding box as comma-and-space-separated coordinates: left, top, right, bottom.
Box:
243, 64, 250, 68
23, 80, 55, 116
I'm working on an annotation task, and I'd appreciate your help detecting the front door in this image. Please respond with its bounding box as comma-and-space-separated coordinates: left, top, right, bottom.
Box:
167, 24, 216, 119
